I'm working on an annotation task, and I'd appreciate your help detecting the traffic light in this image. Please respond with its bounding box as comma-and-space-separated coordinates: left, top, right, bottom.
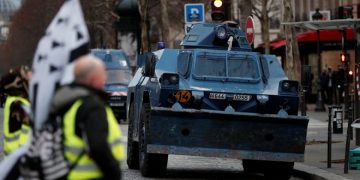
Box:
340, 52, 350, 63
338, 6, 353, 19
348, 70, 354, 83
211, 0, 225, 21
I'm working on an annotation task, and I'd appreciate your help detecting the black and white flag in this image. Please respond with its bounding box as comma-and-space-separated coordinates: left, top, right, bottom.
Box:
0, 0, 89, 177
30, 0, 89, 130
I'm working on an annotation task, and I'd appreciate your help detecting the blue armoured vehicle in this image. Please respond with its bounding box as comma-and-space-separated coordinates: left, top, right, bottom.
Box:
126, 22, 309, 179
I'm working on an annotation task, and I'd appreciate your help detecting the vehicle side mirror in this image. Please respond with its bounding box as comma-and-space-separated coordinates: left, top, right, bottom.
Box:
301, 65, 312, 88
142, 52, 156, 77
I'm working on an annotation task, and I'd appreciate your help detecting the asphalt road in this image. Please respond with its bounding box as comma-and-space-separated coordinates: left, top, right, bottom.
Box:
0, 108, 304, 179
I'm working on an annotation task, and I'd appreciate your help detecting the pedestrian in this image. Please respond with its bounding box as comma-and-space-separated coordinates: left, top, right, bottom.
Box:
49, 55, 124, 179
0, 66, 32, 156
326, 67, 335, 105
320, 69, 328, 103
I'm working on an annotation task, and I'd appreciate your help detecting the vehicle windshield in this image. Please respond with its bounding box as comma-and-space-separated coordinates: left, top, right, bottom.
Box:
92, 51, 129, 68
107, 69, 132, 85
194, 52, 260, 82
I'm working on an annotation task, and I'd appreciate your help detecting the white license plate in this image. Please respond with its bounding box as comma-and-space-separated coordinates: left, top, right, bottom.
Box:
110, 102, 125, 107
209, 93, 226, 100
233, 94, 251, 101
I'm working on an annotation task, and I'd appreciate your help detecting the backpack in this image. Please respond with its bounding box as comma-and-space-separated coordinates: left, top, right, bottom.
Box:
19, 115, 84, 180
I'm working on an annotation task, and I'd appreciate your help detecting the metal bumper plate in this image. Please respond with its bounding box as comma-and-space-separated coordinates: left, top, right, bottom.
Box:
147, 107, 309, 162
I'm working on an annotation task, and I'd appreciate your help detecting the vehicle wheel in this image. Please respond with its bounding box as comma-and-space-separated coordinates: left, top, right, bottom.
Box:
264, 161, 294, 180
242, 159, 259, 173
243, 160, 293, 180
139, 103, 168, 177
127, 102, 139, 169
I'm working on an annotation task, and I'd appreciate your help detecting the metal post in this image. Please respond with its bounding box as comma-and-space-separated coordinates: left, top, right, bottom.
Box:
315, 30, 325, 111
355, 24, 360, 145
350, 93, 354, 141
301, 88, 307, 116
343, 29, 350, 121
354, 25, 360, 145
344, 114, 353, 174
328, 106, 332, 168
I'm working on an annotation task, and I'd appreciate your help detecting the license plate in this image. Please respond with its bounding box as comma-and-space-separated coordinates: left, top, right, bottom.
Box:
209, 93, 226, 100
233, 94, 251, 101
110, 102, 125, 107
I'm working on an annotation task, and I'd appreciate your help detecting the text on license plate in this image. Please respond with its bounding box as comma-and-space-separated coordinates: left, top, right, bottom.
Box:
209, 93, 226, 99
209, 93, 251, 101
233, 94, 251, 101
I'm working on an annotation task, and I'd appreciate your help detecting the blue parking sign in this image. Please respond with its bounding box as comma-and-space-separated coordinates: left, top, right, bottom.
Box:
184, 3, 204, 24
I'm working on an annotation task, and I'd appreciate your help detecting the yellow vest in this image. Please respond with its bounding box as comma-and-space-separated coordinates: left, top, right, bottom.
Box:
63, 100, 124, 179
3, 96, 31, 155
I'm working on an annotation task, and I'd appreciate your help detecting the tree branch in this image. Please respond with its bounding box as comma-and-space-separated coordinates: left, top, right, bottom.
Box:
252, 6, 262, 20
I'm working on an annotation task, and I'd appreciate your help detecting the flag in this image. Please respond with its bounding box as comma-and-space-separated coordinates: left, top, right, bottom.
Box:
30, 0, 89, 130
0, 0, 89, 178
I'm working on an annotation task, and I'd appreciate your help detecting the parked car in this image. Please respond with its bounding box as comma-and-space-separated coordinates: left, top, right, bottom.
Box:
91, 49, 133, 123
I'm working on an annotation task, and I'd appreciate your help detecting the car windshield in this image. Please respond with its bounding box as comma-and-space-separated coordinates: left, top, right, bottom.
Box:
92, 50, 129, 68
194, 52, 260, 82
107, 69, 132, 85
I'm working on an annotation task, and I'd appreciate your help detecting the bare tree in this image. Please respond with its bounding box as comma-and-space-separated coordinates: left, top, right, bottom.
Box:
1, 0, 119, 74
81, 0, 119, 48
3, 0, 64, 70
160, 0, 172, 48
283, 0, 300, 81
137, 0, 211, 51
239, 0, 252, 30
138, 0, 150, 52
252, 0, 281, 54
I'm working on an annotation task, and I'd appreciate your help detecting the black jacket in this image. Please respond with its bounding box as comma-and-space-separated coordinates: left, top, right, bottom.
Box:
51, 84, 121, 180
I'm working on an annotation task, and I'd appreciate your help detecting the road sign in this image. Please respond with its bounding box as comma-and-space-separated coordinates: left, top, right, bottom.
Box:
184, 3, 205, 24
245, 16, 255, 45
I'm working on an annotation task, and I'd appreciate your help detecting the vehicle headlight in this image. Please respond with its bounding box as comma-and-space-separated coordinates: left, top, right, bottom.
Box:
279, 80, 299, 94
282, 82, 290, 90
160, 73, 179, 88
192, 91, 204, 100
256, 95, 269, 104
216, 26, 227, 40
169, 75, 178, 84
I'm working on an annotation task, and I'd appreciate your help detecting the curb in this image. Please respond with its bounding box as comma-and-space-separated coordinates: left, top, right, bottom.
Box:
293, 163, 352, 180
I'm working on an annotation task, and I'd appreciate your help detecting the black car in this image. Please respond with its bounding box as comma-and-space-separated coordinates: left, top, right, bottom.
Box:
91, 49, 133, 123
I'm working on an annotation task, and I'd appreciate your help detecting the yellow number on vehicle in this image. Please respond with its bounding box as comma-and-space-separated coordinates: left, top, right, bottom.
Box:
175, 90, 192, 103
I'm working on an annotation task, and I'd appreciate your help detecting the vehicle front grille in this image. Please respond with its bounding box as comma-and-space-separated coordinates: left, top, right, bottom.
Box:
109, 96, 126, 101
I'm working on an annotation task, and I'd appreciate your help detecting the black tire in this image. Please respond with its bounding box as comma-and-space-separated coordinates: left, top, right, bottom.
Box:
127, 102, 139, 169
264, 161, 294, 180
139, 103, 168, 177
243, 160, 293, 180
242, 159, 258, 173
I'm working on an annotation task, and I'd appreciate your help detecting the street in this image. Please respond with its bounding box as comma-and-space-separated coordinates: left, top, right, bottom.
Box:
0, 108, 306, 179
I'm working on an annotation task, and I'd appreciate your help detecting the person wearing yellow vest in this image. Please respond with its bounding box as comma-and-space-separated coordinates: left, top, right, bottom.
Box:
49, 55, 124, 179
0, 66, 32, 156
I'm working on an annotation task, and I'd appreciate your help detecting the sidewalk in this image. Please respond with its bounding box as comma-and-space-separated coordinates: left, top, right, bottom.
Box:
299, 103, 360, 180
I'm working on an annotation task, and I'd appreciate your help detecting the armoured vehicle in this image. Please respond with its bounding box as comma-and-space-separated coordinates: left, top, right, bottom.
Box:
126, 22, 309, 179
